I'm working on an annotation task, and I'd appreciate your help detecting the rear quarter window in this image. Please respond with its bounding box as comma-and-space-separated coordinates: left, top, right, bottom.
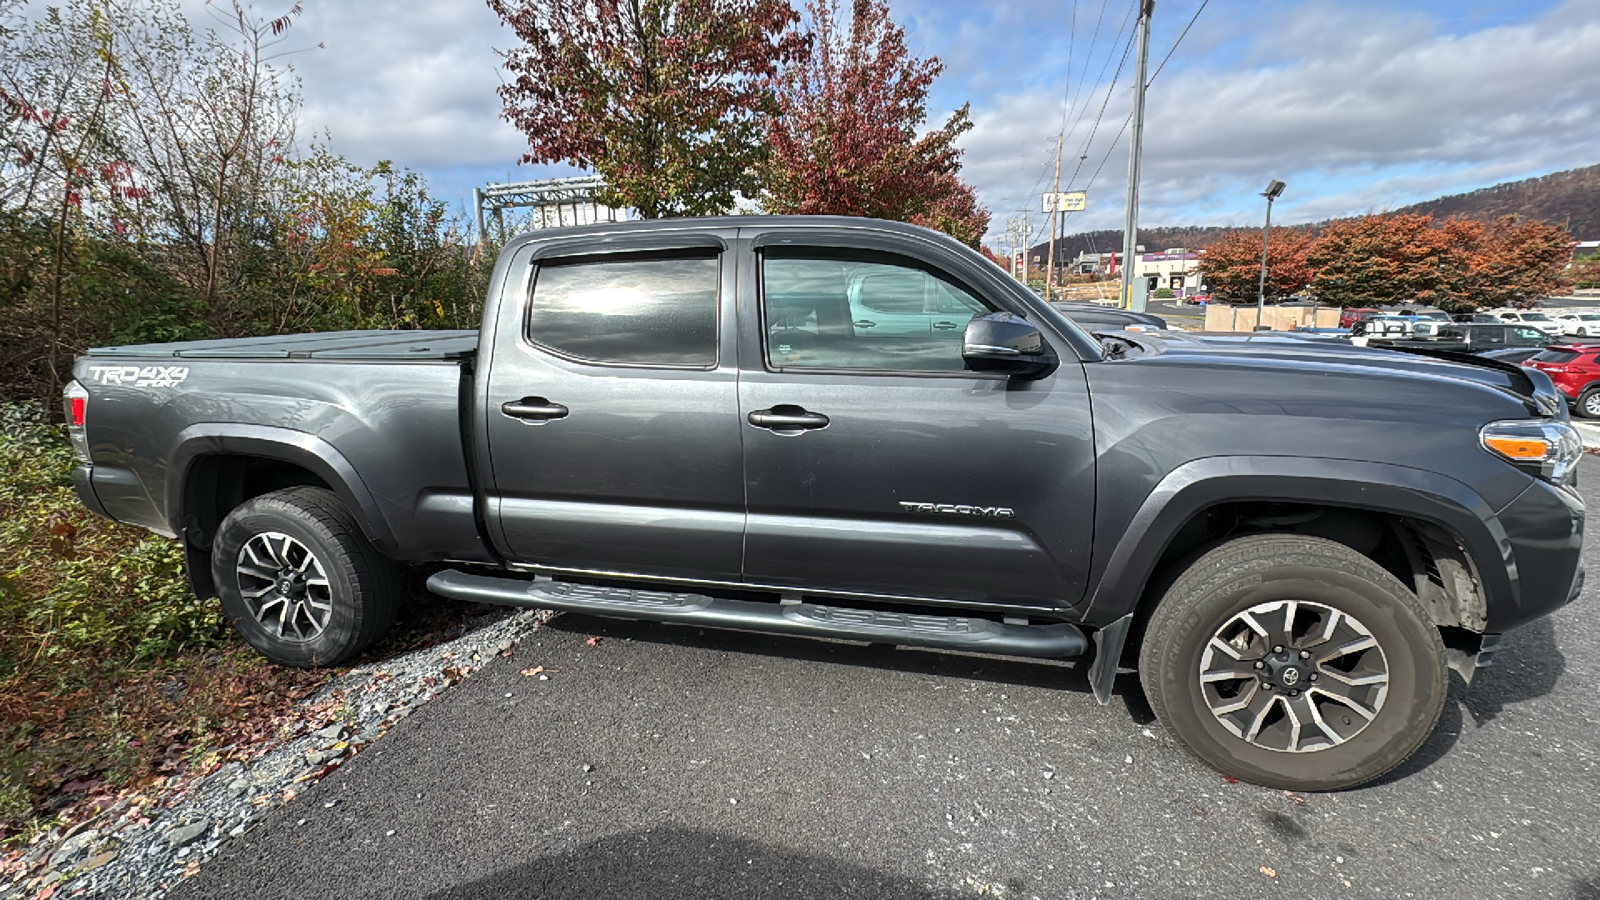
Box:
527, 253, 719, 368
1530, 349, 1579, 363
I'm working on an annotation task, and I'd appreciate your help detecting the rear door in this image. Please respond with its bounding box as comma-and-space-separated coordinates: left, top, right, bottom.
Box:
735, 230, 1098, 610
482, 231, 745, 582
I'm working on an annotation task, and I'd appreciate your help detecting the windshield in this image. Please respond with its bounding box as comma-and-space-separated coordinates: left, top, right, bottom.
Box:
1583, 315, 1600, 321
1522, 313, 1554, 322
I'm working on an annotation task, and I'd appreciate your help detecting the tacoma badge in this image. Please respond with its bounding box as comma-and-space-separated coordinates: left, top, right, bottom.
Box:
899, 501, 1016, 518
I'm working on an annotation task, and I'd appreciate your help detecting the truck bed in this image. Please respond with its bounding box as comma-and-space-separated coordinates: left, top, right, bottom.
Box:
88, 330, 479, 361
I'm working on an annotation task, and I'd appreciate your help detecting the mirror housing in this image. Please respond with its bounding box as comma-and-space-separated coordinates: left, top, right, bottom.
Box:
963, 312, 1055, 379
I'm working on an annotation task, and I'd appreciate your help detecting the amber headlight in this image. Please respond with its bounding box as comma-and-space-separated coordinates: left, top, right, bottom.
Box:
1480, 420, 1582, 485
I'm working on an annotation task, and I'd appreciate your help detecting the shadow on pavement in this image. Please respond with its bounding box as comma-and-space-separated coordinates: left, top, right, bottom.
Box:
421, 828, 963, 900
545, 611, 1157, 725
1459, 616, 1565, 725
545, 611, 1097, 693
1365, 617, 1567, 788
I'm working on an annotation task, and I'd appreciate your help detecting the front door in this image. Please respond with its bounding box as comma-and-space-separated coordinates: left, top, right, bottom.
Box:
737, 241, 1097, 609
484, 238, 745, 582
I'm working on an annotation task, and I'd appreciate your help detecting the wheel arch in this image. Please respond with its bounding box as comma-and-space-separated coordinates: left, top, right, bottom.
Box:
1087, 457, 1512, 628
168, 424, 398, 599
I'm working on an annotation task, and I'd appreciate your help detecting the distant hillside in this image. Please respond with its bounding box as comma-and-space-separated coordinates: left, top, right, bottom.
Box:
1028, 163, 1600, 260
1391, 164, 1600, 237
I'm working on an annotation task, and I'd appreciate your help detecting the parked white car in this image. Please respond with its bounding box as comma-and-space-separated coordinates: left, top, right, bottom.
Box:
1495, 310, 1561, 333
1554, 312, 1600, 336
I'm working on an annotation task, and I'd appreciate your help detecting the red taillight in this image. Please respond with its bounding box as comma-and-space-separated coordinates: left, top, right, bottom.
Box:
69, 395, 86, 426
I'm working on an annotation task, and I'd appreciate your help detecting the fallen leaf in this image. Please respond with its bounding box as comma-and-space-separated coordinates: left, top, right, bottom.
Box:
585, 637, 601, 647
1221, 775, 1240, 785
1283, 790, 1306, 804
520, 667, 545, 678
1260, 866, 1277, 878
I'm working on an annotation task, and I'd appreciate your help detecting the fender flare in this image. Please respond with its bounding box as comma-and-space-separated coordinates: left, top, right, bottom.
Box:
165, 423, 399, 555
1084, 456, 1515, 630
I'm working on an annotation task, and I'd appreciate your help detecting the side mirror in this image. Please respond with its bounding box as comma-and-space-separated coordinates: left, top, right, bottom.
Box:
963, 312, 1055, 379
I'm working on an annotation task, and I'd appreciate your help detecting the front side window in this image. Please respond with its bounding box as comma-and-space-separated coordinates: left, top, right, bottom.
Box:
528, 254, 719, 367
762, 254, 992, 372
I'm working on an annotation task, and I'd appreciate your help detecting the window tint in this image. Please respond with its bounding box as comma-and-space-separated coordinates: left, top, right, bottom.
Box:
762, 255, 992, 372
529, 255, 718, 367
1531, 349, 1578, 363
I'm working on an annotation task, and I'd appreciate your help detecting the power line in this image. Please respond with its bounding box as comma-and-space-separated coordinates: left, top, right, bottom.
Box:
1062, 27, 1137, 192
1054, 0, 1211, 241
1061, 0, 1138, 157
1148, 0, 1209, 86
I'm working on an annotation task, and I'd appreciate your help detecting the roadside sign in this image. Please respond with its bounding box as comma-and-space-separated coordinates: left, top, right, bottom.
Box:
1042, 191, 1087, 213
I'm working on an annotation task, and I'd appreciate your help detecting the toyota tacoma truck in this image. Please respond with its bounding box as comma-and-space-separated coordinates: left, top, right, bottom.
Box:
64, 216, 1585, 791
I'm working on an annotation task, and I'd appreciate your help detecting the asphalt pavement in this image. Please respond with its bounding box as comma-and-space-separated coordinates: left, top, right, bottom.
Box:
177, 465, 1600, 900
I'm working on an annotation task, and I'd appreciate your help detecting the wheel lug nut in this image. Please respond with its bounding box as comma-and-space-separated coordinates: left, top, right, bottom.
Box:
1262, 683, 1272, 690
1309, 673, 1319, 681
1254, 660, 1265, 669
1289, 690, 1300, 697
1299, 650, 1310, 659
1273, 645, 1284, 654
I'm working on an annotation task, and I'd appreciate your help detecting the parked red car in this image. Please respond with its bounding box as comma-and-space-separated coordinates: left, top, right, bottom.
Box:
1339, 307, 1381, 328
1523, 344, 1600, 417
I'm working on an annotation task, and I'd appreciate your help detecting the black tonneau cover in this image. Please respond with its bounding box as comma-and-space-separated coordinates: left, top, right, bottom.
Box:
87, 330, 479, 361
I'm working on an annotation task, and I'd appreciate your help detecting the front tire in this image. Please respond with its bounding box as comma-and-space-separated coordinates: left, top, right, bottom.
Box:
212, 486, 399, 667
1138, 534, 1446, 791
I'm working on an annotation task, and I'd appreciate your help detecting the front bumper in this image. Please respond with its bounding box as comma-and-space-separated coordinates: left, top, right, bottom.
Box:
1489, 474, 1585, 632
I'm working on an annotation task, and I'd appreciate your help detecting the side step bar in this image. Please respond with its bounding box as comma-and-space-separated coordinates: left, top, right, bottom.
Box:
427, 569, 1088, 660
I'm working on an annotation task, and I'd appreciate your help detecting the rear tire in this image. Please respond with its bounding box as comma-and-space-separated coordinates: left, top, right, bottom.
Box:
1138, 534, 1446, 791
212, 487, 399, 667
1578, 387, 1600, 419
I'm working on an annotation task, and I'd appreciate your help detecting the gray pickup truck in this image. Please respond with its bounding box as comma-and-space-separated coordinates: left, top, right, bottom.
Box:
65, 216, 1585, 790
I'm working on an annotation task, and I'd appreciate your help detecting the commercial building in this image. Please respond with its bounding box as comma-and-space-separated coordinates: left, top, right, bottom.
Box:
1074, 248, 1207, 298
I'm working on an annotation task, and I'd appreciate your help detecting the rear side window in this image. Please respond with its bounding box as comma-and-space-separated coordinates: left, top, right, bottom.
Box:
528, 254, 719, 367
1531, 350, 1578, 363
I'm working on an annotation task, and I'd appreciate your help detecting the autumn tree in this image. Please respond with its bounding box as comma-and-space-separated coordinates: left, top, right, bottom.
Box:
1573, 250, 1600, 290
1458, 216, 1572, 310
1306, 213, 1571, 312
1195, 227, 1312, 304
489, 0, 805, 218
1308, 214, 1450, 309
762, 0, 989, 246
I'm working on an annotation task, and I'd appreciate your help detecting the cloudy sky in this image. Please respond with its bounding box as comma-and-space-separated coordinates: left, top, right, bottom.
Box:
183, 0, 1600, 246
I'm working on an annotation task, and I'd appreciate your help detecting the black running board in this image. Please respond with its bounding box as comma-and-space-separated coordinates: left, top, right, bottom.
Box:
427, 569, 1088, 659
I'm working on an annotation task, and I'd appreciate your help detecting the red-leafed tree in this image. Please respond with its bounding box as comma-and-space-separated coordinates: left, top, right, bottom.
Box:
1308, 214, 1449, 309
1306, 213, 1571, 312
762, 0, 989, 246
1461, 216, 1572, 310
1195, 227, 1313, 304
488, 0, 806, 218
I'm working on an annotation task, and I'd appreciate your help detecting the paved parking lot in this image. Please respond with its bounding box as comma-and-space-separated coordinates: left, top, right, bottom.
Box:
177, 464, 1600, 900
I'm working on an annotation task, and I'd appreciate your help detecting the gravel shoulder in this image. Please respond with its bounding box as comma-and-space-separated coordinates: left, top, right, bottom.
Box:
1, 608, 546, 900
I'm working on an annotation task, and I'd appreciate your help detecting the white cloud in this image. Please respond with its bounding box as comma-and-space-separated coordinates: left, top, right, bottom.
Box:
954, 0, 1600, 243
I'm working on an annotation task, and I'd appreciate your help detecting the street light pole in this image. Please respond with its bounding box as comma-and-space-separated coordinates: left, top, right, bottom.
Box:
1255, 179, 1286, 330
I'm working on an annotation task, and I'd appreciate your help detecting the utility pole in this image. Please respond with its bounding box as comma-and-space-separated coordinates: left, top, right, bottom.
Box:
1046, 133, 1063, 303
1119, 0, 1154, 311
